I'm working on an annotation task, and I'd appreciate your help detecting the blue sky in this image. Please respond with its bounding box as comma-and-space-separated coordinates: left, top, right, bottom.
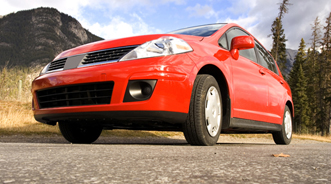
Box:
1, 0, 331, 50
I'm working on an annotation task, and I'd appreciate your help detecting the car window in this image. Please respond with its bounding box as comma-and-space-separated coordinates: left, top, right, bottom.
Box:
219, 35, 228, 50
226, 29, 247, 49
168, 24, 226, 37
239, 49, 257, 63
226, 28, 257, 63
255, 41, 279, 74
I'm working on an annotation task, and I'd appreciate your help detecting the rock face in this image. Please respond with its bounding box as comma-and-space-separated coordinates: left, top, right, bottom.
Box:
284, 49, 298, 77
0, 7, 103, 67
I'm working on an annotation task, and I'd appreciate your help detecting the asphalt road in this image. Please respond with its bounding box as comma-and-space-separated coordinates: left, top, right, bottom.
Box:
0, 137, 330, 184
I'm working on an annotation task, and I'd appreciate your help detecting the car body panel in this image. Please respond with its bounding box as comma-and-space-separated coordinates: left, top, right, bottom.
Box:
32, 54, 196, 116
32, 23, 293, 133
231, 55, 270, 122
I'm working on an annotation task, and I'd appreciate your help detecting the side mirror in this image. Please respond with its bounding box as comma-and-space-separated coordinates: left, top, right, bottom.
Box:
230, 36, 255, 60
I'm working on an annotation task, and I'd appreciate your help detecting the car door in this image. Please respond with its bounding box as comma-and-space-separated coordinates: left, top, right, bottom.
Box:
255, 41, 285, 124
225, 28, 270, 122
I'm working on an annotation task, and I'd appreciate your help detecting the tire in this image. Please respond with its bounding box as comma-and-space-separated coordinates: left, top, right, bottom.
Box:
272, 105, 292, 145
183, 74, 222, 146
59, 122, 103, 144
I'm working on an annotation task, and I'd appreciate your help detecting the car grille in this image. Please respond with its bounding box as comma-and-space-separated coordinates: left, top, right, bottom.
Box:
48, 58, 67, 71
82, 46, 137, 65
46, 46, 137, 73
36, 82, 114, 109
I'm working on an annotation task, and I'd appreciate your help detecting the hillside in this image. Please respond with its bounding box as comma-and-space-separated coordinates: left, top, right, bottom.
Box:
0, 7, 103, 67
284, 48, 298, 76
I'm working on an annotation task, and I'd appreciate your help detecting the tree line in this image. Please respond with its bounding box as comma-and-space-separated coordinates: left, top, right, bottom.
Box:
271, 0, 331, 136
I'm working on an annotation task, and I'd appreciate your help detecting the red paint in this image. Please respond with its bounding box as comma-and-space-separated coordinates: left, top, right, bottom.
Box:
231, 36, 255, 50
32, 23, 293, 127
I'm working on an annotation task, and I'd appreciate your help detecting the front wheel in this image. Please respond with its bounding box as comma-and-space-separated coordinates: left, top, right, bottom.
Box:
183, 74, 222, 146
272, 105, 292, 145
59, 122, 103, 144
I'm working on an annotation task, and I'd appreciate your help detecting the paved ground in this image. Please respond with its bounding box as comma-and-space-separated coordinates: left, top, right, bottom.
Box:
0, 136, 330, 183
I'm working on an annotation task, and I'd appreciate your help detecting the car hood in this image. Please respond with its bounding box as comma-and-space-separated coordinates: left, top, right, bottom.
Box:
54, 34, 204, 60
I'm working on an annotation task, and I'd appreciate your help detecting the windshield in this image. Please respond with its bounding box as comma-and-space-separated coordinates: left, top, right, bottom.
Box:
168, 24, 226, 37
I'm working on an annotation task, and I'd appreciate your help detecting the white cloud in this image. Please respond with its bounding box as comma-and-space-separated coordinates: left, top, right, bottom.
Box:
186, 4, 217, 19
219, 16, 258, 31
162, 0, 186, 5
0, 0, 165, 39
85, 19, 134, 40
82, 14, 162, 40
217, 0, 331, 50
224, 0, 257, 16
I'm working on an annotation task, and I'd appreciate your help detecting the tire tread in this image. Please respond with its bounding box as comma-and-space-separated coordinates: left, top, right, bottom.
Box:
272, 106, 292, 145
59, 122, 102, 144
183, 74, 222, 146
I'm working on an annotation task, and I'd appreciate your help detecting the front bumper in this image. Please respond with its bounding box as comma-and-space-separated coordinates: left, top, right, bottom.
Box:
32, 54, 196, 125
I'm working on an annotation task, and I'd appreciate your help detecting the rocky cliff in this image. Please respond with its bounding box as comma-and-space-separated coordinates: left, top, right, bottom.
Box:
0, 7, 103, 67
284, 48, 298, 76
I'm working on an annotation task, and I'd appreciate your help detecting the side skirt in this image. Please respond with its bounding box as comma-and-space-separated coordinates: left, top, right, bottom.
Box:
222, 117, 282, 133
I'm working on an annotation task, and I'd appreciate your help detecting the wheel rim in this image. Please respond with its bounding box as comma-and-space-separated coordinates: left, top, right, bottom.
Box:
205, 86, 221, 137
284, 111, 292, 139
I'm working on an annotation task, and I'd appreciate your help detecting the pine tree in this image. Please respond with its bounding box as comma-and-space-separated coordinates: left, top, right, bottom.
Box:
314, 15, 331, 136
278, 0, 291, 20
321, 12, 331, 136
270, 0, 291, 78
295, 65, 310, 133
289, 38, 310, 133
305, 17, 323, 134
304, 48, 317, 132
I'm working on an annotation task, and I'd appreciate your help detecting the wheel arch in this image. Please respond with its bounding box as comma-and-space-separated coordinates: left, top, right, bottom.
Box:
197, 64, 231, 129
286, 100, 294, 118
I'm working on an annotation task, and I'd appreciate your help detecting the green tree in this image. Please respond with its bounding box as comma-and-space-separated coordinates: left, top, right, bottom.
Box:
304, 17, 322, 134
270, 0, 291, 78
321, 12, 331, 136
289, 38, 310, 133
313, 15, 331, 136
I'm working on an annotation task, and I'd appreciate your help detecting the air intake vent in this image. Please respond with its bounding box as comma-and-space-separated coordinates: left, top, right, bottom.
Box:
36, 82, 114, 109
48, 58, 67, 71
82, 46, 137, 65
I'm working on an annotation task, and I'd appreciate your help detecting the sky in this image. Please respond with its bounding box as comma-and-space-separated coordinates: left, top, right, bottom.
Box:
1, 0, 330, 50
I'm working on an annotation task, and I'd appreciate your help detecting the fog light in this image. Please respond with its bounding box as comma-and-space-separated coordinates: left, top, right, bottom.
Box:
124, 80, 157, 102
141, 83, 153, 96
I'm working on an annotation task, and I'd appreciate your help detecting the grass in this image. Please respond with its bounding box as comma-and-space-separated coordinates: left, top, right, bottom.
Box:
224, 133, 331, 143
101, 130, 183, 138
224, 134, 273, 139
0, 66, 41, 102
293, 134, 331, 143
0, 100, 184, 137
0, 100, 60, 136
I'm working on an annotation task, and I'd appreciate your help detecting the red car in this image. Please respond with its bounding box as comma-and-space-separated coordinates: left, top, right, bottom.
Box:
32, 23, 293, 146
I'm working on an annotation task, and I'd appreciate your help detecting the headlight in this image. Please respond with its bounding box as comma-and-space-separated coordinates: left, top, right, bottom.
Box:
39, 62, 51, 76
119, 36, 193, 61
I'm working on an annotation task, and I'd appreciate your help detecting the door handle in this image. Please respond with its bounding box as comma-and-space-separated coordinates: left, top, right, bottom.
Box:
279, 80, 284, 84
259, 68, 266, 75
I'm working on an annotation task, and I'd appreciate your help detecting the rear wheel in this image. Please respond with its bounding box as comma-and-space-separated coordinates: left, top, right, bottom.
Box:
183, 74, 222, 146
59, 122, 103, 144
272, 105, 292, 145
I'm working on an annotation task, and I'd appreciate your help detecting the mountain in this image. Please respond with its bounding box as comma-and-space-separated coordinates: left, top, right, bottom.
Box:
0, 7, 103, 67
284, 48, 298, 77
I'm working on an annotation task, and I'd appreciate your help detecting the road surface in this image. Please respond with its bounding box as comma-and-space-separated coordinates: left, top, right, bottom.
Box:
0, 136, 330, 183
